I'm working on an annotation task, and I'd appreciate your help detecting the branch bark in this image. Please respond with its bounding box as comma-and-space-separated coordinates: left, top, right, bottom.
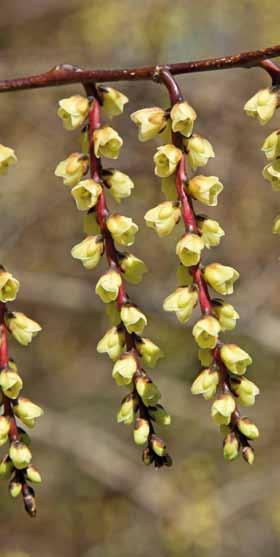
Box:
0, 44, 279, 93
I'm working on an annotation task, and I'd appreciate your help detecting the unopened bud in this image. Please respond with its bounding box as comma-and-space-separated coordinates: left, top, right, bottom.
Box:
26, 465, 42, 484
9, 441, 32, 470
237, 417, 259, 440
9, 479, 22, 498
133, 418, 150, 445
223, 432, 239, 461
242, 445, 255, 465
135, 337, 164, 368
135, 375, 161, 406
151, 434, 166, 457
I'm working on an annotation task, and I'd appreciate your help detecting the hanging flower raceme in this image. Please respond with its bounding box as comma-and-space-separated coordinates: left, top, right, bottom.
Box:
55, 87, 171, 468
244, 85, 280, 232
136, 71, 259, 463
0, 150, 43, 516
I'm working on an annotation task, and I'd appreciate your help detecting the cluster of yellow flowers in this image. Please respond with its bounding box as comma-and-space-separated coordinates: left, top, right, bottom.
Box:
0, 146, 43, 514
244, 87, 280, 232
56, 87, 172, 467
131, 90, 258, 463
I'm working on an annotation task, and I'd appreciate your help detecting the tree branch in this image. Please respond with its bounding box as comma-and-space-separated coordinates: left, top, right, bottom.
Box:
0, 45, 279, 93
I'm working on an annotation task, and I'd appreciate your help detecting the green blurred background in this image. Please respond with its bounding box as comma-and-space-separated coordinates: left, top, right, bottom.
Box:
1, 0, 280, 555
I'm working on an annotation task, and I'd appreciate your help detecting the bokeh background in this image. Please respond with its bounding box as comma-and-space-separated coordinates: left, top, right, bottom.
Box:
0, 1, 280, 555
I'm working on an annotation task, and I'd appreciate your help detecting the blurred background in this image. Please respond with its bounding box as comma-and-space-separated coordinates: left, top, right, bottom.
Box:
0, 0, 280, 555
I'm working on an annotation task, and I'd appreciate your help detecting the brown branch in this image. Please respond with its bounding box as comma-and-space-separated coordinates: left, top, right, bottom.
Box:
0, 45, 279, 93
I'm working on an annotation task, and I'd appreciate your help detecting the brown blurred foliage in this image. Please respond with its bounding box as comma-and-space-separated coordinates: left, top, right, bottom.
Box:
1, 0, 280, 556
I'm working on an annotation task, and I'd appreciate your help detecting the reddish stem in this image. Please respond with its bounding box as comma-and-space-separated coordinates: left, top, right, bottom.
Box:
0, 45, 280, 93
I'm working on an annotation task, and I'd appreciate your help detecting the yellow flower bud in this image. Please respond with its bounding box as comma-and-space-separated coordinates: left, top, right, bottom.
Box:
176, 233, 204, 266
14, 397, 44, 428
57, 95, 89, 130
188, 175, 223, 206
213, 300, 239, 331
130, 107, 167, 142
261, 130, 280, 160
112, 353, 137, 386
263, 160, 280, 191
80, 128, 89, 155
83, 212, 100, 235
142, 446, 153, 465
97, 326, 125, 361
149, 405, 171, 426
192, 316, 221, 349
237, 417, 259, 440
203, 263, 239, 295
104, 170, 134, 203
191, 368, 219, 400
0, 271, 19, 303
71, 179, 102, 211
135, 375, 161, 406
223, 432, 239, 461
71, 235, 104, 270
163, 286, 198, 323
107, 214, 138, 246
197, 218, 225, 248
26, 465, 42, 484
220, 344, 252, 375
5, 312, 41, 346
99, 86, 128, 119
9, 441, 32, 470
0, 416, 10, 446
120, 305, 147, 335
272, 215, 280, 234
0, 455, 13, 479
198, 348, 214, 367
9, 480, 22, 498
211, 394, 236, 426
151, 434, 166, 457
170, 101, 197, 137
161, 175, 177, 201
0, 368, 23, 399
105, 302, 121, 326
117, 394, 137, 425
133, 418, 150, 445
153, 144, 182, 177
93, 126, 123, 159
120, 253, 147, 285
54, 153, 88, 187
144, 201, 181, 237
231, 377, 259, 406
242, 446, 255, 465
0, 144, 17, 175
244, 88, 278, 125
135, 337, 164, 368
176, 265, 193, 286
185, 134, 215, 170
95, 270, 122, 303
